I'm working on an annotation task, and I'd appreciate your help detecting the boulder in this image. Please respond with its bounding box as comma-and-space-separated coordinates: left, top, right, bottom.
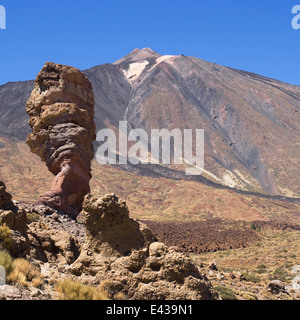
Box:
0, 285, 22, 300
0, 182, 29, 257
208, 261, 218, 271
0, 181, 14, 210
291, 265, 300, 275
0, 209, 27, 234
27, 226, 80, 264
26, 62, 96, 219
267, 280, 287, 294
291, 274, 300, 292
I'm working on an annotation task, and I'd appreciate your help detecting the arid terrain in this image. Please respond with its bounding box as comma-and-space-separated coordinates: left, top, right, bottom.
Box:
195, 227, 300, 300
1, 137, 300, 300
0, 49, 300, 300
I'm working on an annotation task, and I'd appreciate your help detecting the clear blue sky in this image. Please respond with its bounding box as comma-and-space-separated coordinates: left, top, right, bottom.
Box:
0, 0, 299, 85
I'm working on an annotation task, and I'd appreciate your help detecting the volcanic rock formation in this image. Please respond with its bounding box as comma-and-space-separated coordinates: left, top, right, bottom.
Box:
0, 180, 80, 272
71, 193, 218, 300
26, 62, 96, 219
0, 181, 29, 257
0, 180, 14, 210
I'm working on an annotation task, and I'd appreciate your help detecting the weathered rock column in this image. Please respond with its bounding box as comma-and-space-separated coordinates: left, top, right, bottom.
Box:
26, 62, 96, 219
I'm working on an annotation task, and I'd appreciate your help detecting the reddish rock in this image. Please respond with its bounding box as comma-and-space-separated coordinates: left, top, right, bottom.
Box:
26, 62, 96, 219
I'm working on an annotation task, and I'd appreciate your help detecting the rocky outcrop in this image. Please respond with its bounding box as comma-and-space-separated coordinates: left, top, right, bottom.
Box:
0, 181, 80, 264
0, 181, 218, 300
26, 62, 96, 219
0, 182, 29, 256
20, 203, 81, 265
0, 181, 14, 210
267, 280, 287, 295
71, 194, 218, 300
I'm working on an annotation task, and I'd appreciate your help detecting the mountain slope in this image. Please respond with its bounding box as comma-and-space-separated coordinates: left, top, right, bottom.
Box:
0, 48, 299, 197
112, 49, 300, 197
0, 80, 34, 139
1, 137, 300, 225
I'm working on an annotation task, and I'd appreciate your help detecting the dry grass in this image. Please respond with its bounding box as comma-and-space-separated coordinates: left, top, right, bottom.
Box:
200, 230, 300, 275
0, 250, 14, 274
0, 223, 13, 251
55, 279, 108, 300
7, 258, 44, 287
196, 229, 300, 300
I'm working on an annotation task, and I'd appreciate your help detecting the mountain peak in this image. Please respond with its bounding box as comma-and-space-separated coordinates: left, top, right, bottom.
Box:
135, 47, 159, 55
113, 48, 161, 65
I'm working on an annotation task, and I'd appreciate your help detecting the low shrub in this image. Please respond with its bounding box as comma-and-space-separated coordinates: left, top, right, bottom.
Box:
240, 291, 258, 300
271, 267, 289, 282
0, 224, 13, 250
255, 264, 267, 274
214, 285, 237, 300
0, 250, 14, 274
55, 279, 108, 300
7, 258, 43, 287
26, 212, 40, 223
242, 272, 261, 283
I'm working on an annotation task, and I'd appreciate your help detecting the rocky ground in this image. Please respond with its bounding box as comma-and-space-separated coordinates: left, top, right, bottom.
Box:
0, 190, 218, 300
143, 219, 262, 253
0, 200, 85, 300
145, 220, 300, 300
198, 260, 300, 300
193, 227, 300, 300
1, 200, 299, 300
1, 180, 300, 300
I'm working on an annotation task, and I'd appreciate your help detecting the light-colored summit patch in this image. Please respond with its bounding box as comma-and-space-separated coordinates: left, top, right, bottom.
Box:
123, 60, 149, 83
117, 49, 177, 83
113, 48, 160, 65
123, 55, 177, 83
156, 55, 176, 64
148, 55, 177, 72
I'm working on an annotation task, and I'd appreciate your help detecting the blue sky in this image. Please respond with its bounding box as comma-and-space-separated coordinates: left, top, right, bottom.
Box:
0, 0, 299, 85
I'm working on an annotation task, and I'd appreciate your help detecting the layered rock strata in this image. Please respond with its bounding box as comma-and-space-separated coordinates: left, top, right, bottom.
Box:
26, 62, 96, 219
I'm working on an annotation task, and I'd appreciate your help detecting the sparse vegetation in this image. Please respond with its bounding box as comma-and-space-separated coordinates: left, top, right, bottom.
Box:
0, 223, 13, 250
271, 267, 289, 282
242, 272, 261, 284
250, 223, 261, 232
240, 291, 258, 300
255, 264, 267, 274
214, 285, 237, 300
26, 212, 40, 223
55, 279, 108, 300
7, 258, 44, 287
0, 250, 14, 274
196, 228, 300, 300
